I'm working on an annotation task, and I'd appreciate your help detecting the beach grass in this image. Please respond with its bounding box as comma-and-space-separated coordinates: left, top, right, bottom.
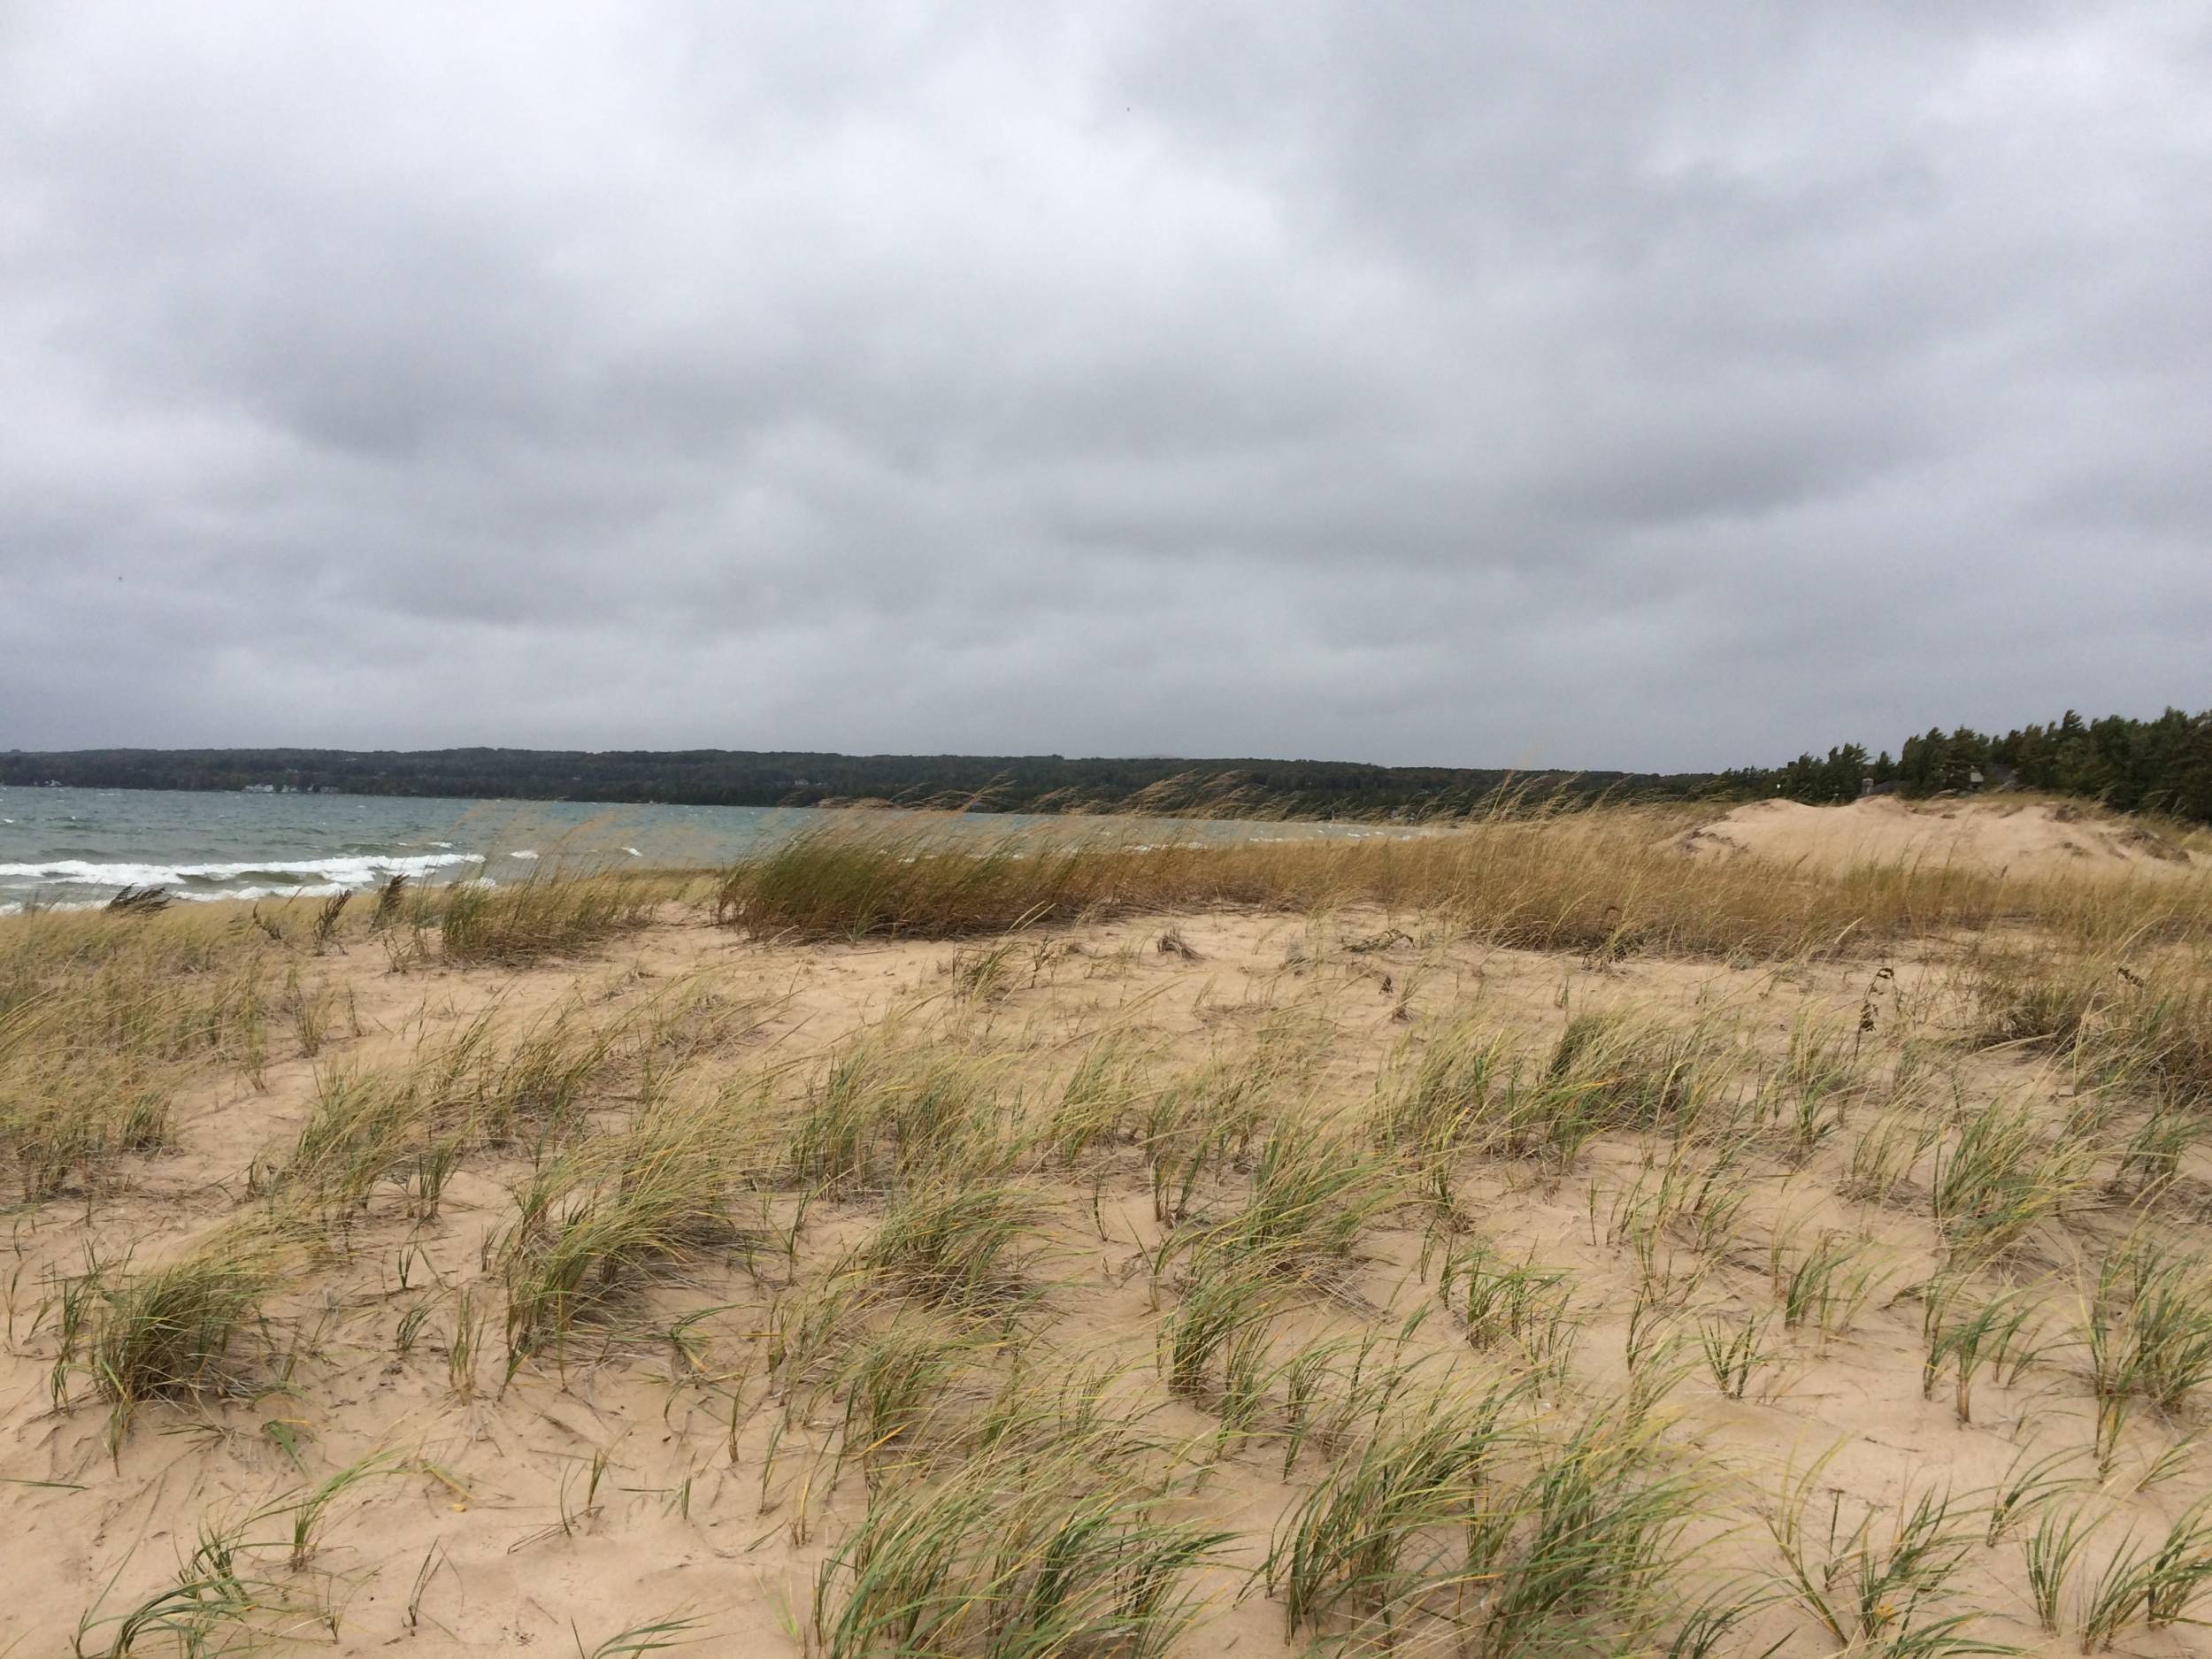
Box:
5, 798, 2212, 1654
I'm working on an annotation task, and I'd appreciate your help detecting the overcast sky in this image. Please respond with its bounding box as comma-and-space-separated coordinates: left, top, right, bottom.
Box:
3, 4, 2208, 771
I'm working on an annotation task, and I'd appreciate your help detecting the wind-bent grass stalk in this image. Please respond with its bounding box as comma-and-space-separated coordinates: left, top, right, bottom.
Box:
1698, 1310, 1774, 1400
53, 1218, 296, 1449
1985, 1443, 2087, 1547
1763, 1449, 1990, 1655
572, 1610, 704, 1659
1921, 1279, 2046, 1425
811, 1435, 1226, 1659
843, 1184, 1042, 1313
501, 1091, 762, 1366
437, 869, 667, 967
2021, 1498, 2102, 1633
1928, 1094, 2090, 1262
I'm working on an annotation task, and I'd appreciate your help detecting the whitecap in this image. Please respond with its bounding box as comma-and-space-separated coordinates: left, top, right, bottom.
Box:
180, 882, 353, 903
508, 849, 540, 861
0, 851, 486, 889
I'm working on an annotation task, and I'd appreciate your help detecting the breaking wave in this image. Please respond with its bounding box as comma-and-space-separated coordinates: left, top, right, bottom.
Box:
0, 851, 485, 898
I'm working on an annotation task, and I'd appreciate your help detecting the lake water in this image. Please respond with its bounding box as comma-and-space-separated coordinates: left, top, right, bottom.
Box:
0, 785, 1362, 910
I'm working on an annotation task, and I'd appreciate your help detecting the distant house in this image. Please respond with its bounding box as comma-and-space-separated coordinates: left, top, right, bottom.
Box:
1957, 764, 2019, 794
1862, 778, 1899, 797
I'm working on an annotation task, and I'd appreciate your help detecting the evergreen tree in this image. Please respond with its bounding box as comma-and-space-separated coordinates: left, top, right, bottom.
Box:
1733, 708, 2212, 822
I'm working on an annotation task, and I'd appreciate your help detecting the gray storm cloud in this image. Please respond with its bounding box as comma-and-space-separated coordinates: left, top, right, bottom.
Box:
3, 3, 2207, 769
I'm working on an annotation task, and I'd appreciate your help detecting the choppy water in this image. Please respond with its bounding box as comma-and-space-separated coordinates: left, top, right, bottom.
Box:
0, 785, 1364, 910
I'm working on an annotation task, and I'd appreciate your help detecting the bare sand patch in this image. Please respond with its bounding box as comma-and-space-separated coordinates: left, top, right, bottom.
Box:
1678, 794, 2198, 879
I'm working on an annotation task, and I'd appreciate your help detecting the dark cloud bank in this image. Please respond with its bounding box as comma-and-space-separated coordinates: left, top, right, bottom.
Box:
3, 4, 2207, 772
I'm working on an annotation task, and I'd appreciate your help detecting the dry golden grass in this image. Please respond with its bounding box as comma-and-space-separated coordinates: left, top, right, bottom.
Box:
715, 809, 2212, 956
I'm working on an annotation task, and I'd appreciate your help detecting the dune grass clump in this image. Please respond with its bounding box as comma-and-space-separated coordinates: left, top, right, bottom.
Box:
1763, 1452, 1988, 1656
1927, 1094, 2091, 1262
1150, 1110, 1389, 1425
1047, 1031, 1156, 1163
2019, 1494, 2212, 1650
278, 1064, 430, 1213
1177, 1111, 1396, 1285
1919, 1280, 2046, 1425
1973, 952, 2121, 1052
2085, 971, 2212, 1112
811, 1438, 1226, 1659
1160, 1255, 1294, 1409
1525, 1011, 1732, 1165
1434, 1241, 1577, 1362
466, 1001, 630, 1146
1475, 1394, 1706, 1659
825, 1319, 1001, 1490
1271, 1377, 1701, 1655
2080, 1240, 2212, 1464
1759, 1011, 1871, 1164
844, 1184, 1042, 1312
0, 905, 288, 1197
269, 1000, 634, 1218
1268, 1376, 1525, 1639
789, 1034, 1015, 1195
2, 1041, 171, 1200
1142, 1022, 1324, 1225
436, 871, 666, 967
53, 1220, 296, 1428
65, 1449, 403, 1655
501, 1092, 760, 1363
1375, 1016, 1522, 1210
1974, 951, 2212, 1109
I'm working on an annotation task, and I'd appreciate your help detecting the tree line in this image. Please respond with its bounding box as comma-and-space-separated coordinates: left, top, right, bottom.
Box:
1727, 707, 2212, 820
0, 746, 1717, 820
8, 709, 2207, 821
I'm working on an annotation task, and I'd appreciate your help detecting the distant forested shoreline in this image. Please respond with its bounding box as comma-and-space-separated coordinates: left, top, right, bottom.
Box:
6, 706, 2208, 822
0, 747, 1715, 819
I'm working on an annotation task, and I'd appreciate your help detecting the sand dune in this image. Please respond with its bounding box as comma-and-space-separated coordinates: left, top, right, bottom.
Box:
1676, 793, 2197, 878
5, 834, 2210, 1655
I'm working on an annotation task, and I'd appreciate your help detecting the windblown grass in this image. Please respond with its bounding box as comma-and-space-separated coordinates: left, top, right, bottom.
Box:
1975, 948, 2212, 1109
1270, 1376, 1703, 1655
811, 1434, 1225, 1659
788, 1033, 1017, 1194
500, 1088, 764, 1364
272, 1001, 630, 1217
1763, 1449, 1992, 1656
52, 1217, 297, 1434
1, 905, 283, 1197
16, 794, 2212, 1655
844, 1184, 1042, 1312
717, 810, 2212, 956
435, 870, 669, 967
